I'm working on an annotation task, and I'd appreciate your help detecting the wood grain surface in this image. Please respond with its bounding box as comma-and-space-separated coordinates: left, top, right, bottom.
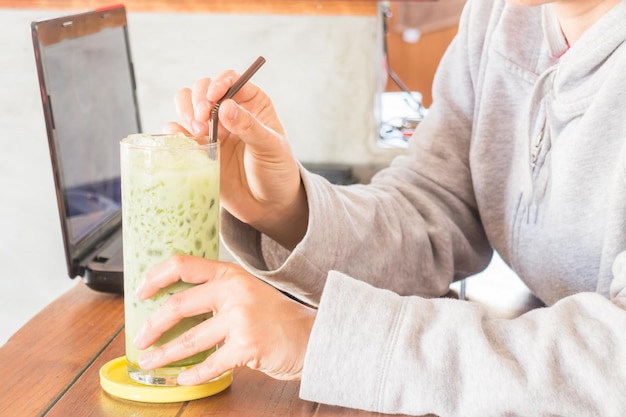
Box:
0, 282, 123, 417
0, 281, 417, 416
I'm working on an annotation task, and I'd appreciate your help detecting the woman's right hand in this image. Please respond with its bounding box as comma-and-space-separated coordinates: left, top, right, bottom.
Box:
164, 72, 308, 250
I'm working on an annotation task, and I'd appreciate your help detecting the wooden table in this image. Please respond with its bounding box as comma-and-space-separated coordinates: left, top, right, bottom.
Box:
0, 281, 414, 417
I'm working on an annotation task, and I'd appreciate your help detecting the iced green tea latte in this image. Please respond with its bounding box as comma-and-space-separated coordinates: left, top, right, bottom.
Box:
120, 133, 219, 386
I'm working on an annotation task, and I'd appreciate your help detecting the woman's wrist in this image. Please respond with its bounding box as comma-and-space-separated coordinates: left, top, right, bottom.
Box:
253, 181, 309, 250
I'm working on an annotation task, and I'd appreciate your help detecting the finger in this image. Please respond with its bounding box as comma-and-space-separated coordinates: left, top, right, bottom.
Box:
218, 99, 285, 158
205, 70, 237, 103
175, 87, 194, 129
138, 313, 228, 371
190, 119, 209, 136
137, 255, 217, 299
134, 282, 215, 349
162, 121, 191, 135
192, 77, 211, 121
177, 344, 241, 386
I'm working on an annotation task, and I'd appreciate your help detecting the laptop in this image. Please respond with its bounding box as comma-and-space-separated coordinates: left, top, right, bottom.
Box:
31, 5, 140, 295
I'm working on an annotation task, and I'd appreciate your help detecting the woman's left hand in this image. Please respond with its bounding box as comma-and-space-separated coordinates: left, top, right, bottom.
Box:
133, 254, 316, 384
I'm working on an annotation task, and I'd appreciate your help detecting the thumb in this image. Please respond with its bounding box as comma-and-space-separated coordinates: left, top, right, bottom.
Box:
218, 99, 283, 157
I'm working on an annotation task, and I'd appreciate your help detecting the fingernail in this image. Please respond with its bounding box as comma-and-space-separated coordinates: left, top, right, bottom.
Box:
192, 119, 206, 134
138, 352, 154, 369
135, 275, 148, 299
134, 329, 147, 349
177, 372, 191, 385
135, 285, 145, 300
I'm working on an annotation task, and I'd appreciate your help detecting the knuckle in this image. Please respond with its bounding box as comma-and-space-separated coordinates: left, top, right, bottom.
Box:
142, 315, 157, 334
230, 307, 252, 328
169, 253, 188, 269
236, 337, 260, 370
228, 311, 259, 353
186, 358, 222, 385
228, 272, 256, 294
165, 291, 184, 316
181, 330, 197, 351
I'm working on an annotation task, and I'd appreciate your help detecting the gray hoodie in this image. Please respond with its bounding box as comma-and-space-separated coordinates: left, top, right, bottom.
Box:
222, 0, 626, 415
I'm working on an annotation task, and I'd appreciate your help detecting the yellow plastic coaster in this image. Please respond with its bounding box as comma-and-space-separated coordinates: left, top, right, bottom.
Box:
100, 356, 233, 403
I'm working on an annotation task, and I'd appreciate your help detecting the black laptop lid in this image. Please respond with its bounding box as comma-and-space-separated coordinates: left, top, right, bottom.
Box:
32, 5, 140, 280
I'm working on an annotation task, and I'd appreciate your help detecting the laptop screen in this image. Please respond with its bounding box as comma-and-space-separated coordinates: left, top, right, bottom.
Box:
32, 6, 141, 277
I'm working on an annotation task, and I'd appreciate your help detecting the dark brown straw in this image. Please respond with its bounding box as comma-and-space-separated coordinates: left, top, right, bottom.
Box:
209, 56, 266, 143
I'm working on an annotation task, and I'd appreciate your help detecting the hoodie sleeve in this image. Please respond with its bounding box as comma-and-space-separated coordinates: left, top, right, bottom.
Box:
221, 0, 495, 307
299, 266, 626, 417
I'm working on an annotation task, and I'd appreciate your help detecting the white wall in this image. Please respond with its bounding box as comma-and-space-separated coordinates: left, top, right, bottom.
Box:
127, 10, 402, 166
0, 7, 401, 344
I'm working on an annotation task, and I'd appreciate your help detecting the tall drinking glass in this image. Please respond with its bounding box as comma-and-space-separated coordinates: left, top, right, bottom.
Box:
120, 133, 219, 386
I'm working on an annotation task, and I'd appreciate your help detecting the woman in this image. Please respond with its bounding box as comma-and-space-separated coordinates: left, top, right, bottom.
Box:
132, 0, 626, 414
